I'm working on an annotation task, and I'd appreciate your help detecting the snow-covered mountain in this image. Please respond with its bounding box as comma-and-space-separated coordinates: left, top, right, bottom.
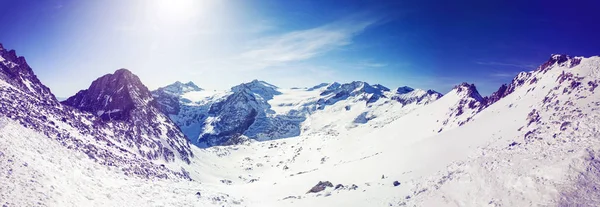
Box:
153, 81, 204, 114
62, 69, 194, 163
3, 41, 600, 207
153, 79, 443, 147
0, 45, 193, 181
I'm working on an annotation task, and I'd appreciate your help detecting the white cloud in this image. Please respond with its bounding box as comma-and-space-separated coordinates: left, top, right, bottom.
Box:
475, 61, 536, 69
357, 60, 388, 68
490, 72, 518, 78
239, 19, 377, 69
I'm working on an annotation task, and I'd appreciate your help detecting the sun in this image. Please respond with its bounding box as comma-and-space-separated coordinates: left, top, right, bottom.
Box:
153, 0, 200, 22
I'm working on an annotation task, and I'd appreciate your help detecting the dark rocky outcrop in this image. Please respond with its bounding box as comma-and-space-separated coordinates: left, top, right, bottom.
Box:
307, 181, 334, 193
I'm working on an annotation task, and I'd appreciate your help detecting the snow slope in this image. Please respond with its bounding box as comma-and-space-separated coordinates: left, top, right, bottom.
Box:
0, 118, 242, 207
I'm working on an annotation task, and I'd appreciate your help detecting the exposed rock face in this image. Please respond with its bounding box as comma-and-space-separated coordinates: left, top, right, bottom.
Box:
62, 69, 153, 121
396, 86, 415, 94
538, 54, 582, 73
0, 44, 191, 179
486, 54, 583, 106
0, 43, 56, 101
436, 82, 487, 132
318, 81, 390, 105
392, 86, 443, 105
453, 82, 486, 114
307, 181, 334, 193
198, 80, 292, 147
152, 81, 203, 115
62, 69, 194, 163
454, 82, 486, 104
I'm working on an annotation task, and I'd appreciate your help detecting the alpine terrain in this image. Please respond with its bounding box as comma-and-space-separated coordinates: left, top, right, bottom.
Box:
2, 42, 600, 207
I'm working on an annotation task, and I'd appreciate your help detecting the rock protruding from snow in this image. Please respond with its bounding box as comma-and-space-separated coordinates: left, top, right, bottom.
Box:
538, 54, 582, 73
485, 54, 583, 107
485, 71, 534, 105
396, 86, 415, 94
435, 82, 487, 131
0, 44, 56, 101
453, 82, 486, 104
307, 181, 334, 193
392, 86, 443, 105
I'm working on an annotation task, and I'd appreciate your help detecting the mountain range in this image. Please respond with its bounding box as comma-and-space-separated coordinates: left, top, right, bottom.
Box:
1, 42, 600, 206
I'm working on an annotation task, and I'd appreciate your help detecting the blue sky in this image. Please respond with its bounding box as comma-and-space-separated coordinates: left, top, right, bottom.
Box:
1, 0, 599, 97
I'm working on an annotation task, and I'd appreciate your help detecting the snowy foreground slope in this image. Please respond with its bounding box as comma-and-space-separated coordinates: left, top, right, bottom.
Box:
0, 118, 242, 206
2, 41, 600, 207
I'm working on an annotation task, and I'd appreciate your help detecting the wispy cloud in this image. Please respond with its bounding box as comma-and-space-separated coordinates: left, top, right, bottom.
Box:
357, 60, 388, 68
489, 72, 518, 78
239, 18, 378, 69
475, 61, 536, 69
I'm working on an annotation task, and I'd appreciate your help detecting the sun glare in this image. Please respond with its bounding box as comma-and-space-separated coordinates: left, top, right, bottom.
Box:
153, 0, 199, 22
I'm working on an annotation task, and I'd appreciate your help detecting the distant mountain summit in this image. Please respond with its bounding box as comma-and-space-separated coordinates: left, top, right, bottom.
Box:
453, 82, 486, 103
392, 86, 443, 105
318, 81, 390, 105
231, 79, 281, 100
62, 69, 193, 163
156, 81, 203, 96
62, 69, 153, 121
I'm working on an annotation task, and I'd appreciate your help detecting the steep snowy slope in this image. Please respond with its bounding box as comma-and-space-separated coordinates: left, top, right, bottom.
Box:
0, 118, 242, 206
0, 44, 191, 179
406, 54, 600, 206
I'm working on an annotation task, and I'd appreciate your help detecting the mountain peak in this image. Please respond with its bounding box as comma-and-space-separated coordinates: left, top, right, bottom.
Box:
397, 86, 415, 94
62, 69, 153, 121
248, 79, 278, 88
538, 54, 582, 72
155, 81, 203, 96
392, 86, 443, 105
231, 80, 281, 100
0, 44, 54, 100
318, 81, 390, 104
307, 83, 329, 91
113, 68, 134, 76
452, 82, 485, 102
